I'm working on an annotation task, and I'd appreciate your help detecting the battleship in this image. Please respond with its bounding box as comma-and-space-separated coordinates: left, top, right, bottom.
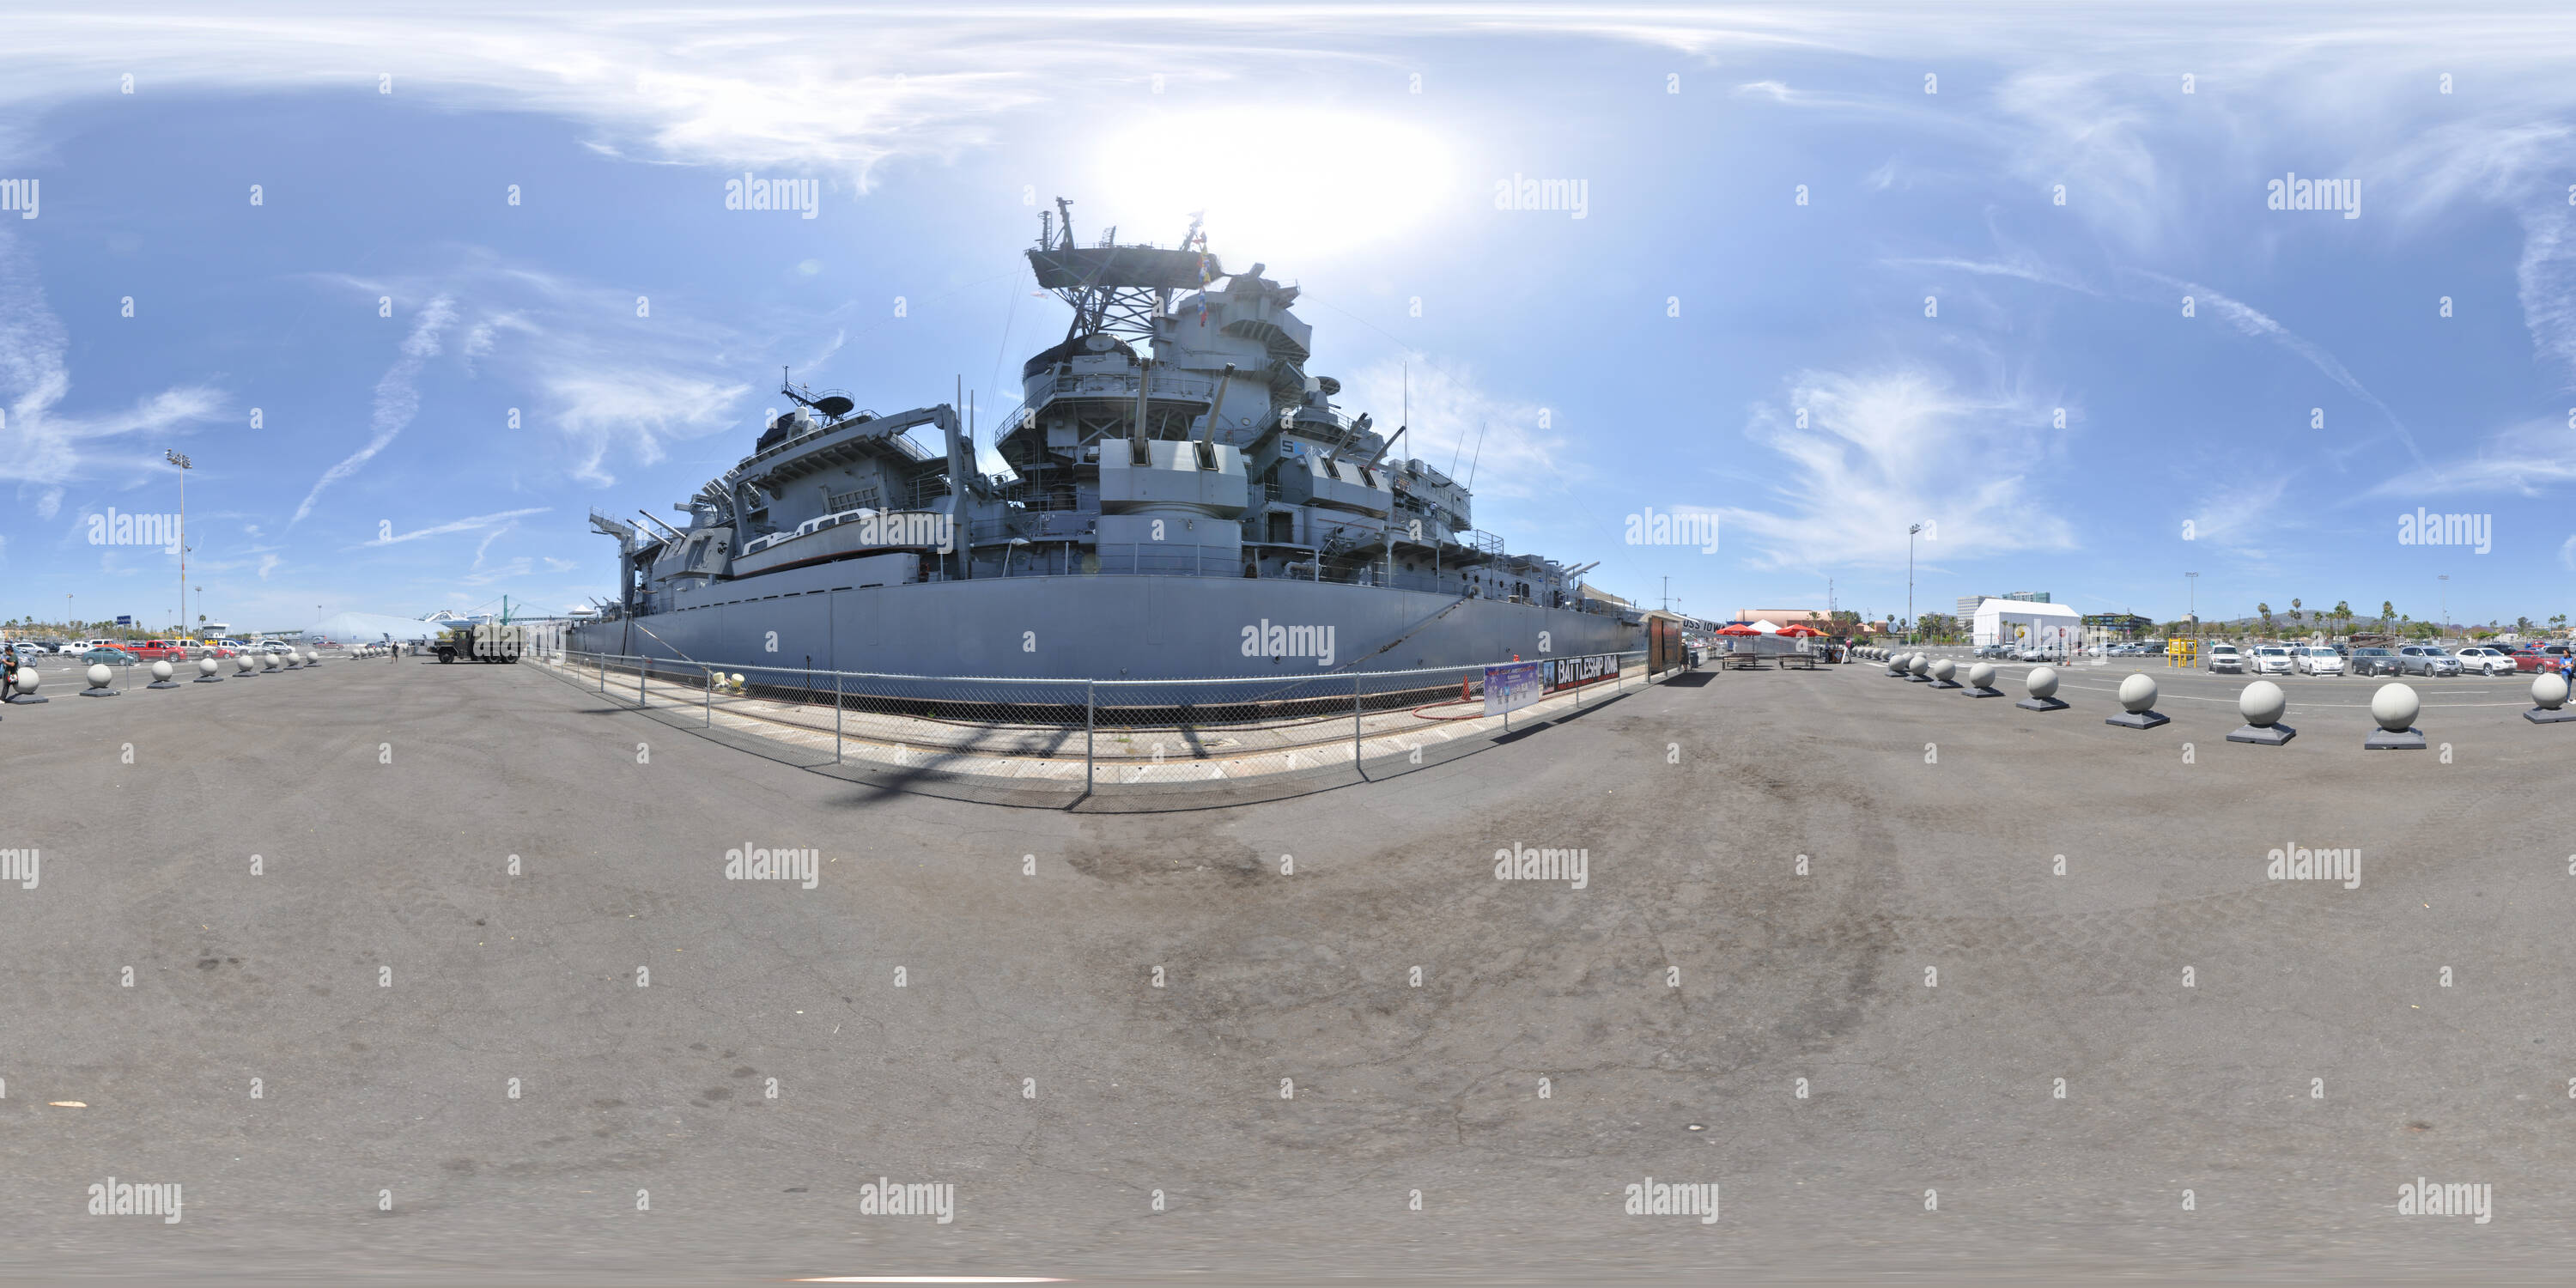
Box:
571, 203, 1641, 679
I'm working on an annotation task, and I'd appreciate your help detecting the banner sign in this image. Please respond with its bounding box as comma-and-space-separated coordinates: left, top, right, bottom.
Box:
1541, 653, 1620, 693
1482, 661, 1542, 717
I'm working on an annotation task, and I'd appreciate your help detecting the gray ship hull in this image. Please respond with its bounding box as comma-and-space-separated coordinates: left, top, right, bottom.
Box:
569, 567, 1638, 680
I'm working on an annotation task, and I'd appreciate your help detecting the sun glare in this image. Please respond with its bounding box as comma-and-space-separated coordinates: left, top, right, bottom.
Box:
1085, 106, 1459, 263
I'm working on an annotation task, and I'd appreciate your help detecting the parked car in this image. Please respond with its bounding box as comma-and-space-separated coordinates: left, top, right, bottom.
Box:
2348, 647, 2403, 677
131, 639, 191, 662
2249, 645, 2296, 676
2295, 646, 2344, 676
2453, 646, 2519, 677
2397, 645, 2463, 677
2205, 643, 2245, 673
80, 646, 140, 666
2510, 644, 2573, 672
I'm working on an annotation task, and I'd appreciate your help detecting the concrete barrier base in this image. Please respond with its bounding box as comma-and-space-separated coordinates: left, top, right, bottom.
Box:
1967, 686, 2007, 698
147, 680, 183, 689
194, 675, 224, 683
2015, 696, 2069, 712
2227, 724, 2295, 744
1932, 679, 1963, 689
2105, 710, 2170, 729
79, 687, 120, 697
5, 694, 46, 704
2364, 727, 2427, 750
2524, 708, 2576, 724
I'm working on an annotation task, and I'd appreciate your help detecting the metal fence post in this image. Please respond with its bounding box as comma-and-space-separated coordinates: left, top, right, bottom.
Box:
834, 670, 843, 764
1352, 673, 1364, 769
638, 656, 647, 708
704, 668, 712, 726
1084, 680, 1096, 792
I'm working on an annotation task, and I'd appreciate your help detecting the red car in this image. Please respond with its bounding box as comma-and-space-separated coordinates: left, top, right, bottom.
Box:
2511, 645, 2573, 673
131, 639, 191, 662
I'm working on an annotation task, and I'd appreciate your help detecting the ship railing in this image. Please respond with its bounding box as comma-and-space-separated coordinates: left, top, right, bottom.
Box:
540, 646, 1662, 799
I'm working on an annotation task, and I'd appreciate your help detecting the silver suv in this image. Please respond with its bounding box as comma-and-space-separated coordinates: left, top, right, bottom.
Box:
2397, 645, 2462, 677
2204, 643, 2245, 673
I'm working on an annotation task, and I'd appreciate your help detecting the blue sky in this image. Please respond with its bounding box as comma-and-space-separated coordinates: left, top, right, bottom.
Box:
4, 3, 2573, 634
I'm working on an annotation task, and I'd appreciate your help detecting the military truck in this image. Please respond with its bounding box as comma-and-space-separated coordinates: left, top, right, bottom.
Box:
434, 623, 522, 664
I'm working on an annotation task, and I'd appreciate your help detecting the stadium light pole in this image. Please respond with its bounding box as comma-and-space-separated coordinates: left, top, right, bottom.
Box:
1907, 523, 1923, 645
166, 450, 191, 638
2185, 572, 2197, 649
2439, 574, 2449, 640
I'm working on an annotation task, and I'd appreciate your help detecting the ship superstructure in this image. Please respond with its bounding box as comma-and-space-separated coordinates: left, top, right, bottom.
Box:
578, 204, 1634, 678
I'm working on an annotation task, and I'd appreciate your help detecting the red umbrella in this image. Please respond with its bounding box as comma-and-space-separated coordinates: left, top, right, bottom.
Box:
1716, 623, 1763, 636
1776, 623, 1823, 637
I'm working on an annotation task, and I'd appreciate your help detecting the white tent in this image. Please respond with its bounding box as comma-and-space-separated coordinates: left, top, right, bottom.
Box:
1972, 599, 2082, 650
299, 611, 444, 646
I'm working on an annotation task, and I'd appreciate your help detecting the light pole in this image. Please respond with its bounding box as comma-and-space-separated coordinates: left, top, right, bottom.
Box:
2185, 573, 2198, 650
1907, 523, 1923, 645
166, 450, 191, 639
2439, 574, 2449, 640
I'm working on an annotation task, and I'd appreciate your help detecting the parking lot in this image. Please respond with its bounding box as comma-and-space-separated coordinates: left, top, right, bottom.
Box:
5, 654, 2576, 1283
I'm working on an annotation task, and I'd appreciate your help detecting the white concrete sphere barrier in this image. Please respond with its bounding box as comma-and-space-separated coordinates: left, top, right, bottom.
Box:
1930, 658, 1956, 682
2026, 665, 2061, 699
1886, 658, 1906, 676
2370, 682, 2421, 732
285, 650, 302, 665
198, 657, 220, 676
2533, 672, 2570, 710
2117, 672, 2158, 713
1967, 661, 1996, 689
151, 660, 173, 682
1909, 654, 1930, 677
235, 654, 258, 673
261, 652, 281, 670
16, 666, 38, 692
85, 664, 112, 689
2239, 680, 2287, 727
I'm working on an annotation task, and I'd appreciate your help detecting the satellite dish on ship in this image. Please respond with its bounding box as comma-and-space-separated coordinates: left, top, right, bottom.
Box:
812, 395, 855, 418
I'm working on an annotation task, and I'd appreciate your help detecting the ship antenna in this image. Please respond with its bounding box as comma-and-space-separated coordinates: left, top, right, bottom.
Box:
1464, 421, 1486, 490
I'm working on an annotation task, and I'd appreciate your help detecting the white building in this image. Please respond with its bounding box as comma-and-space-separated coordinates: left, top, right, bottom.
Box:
1972, 599, 2083, 650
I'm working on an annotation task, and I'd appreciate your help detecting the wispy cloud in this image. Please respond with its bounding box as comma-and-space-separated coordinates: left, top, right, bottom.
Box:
2366, 417, 2576, 497
1346, 354, 1574, 505
291, 295, 455, 526
359, 507, 550, 547
0, 230, 224, 515
1721, 365, 2075, 571
2129, 270, 2426, 467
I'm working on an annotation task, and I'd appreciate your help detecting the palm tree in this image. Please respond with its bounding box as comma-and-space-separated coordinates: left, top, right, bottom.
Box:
2333, 601, 2351, 638
2257, 602, 2275, 635
2289, 598, 2303, 628
2381, 600, 2396, 632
